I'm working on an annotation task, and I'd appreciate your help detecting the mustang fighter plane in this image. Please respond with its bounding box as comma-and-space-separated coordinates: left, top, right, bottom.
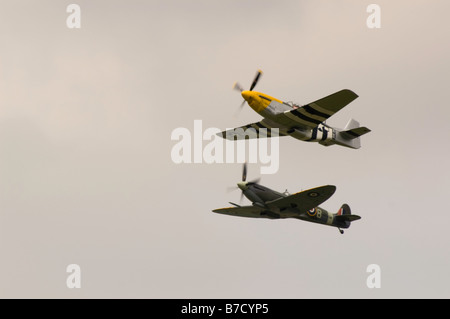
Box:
212, 164, 361, 234
219, 70, 371, 149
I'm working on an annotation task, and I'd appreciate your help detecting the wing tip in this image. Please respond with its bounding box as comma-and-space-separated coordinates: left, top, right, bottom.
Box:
212, 208, 228, 212
291, 184, 336, 197
342, 89, 359, 98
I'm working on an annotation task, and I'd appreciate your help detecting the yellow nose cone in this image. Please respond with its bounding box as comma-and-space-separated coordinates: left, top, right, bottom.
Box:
241, 90, 269, 113
241, 90, 252, 101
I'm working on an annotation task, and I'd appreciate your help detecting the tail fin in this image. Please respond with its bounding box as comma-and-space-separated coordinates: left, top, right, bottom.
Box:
335, 204, 361, 223
344, 118, 360, 131
333, 118, 371, 149
337, 203, 351, 216
341, 118, 371, 140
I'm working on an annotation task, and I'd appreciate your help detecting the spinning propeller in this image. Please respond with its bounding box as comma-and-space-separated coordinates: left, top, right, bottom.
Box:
232, 69, 263, 115
228, 162, 261, 203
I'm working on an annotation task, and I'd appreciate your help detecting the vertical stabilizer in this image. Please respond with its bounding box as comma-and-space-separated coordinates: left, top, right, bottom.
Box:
337, 204, 351, 216
332, 118, 371, 149
344, 118, 360, 130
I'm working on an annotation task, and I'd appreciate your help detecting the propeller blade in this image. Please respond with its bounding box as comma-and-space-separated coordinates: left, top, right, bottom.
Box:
247, 177, 261, 185
249, 69, 263, 91
242, 162, 247, 182
233, 82, 244, 92
233, 100, 246, 118
226, 186, 238, 193
232, 70, 263, 117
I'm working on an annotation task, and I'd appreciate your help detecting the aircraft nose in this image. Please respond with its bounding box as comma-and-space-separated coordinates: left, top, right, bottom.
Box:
237, 182, 247, 190
241, 90, 252, 101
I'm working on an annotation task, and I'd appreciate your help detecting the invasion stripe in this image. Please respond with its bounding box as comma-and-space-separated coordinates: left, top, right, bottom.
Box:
291, 109, 322, 125
220, 122, 287, 140
254, 123, 272, 137
249, 123, 269, 137
303, 104, 330, 120
309, 102, 335, 116
257, 122, 286, 137
321, 128, 328, 141
297, 108, 327, 122
306, 127, 318, 141
284, 111, 317, 127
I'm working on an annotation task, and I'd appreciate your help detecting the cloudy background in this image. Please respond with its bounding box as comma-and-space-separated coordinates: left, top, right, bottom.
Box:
0, 0, 449, 298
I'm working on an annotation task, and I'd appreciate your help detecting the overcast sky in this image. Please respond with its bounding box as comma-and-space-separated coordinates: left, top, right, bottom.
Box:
0, 0, 449, 298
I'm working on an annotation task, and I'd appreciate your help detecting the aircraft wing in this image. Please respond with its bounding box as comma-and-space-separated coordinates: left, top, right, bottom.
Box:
265, 185, 336, 212
217, 119, 287, 140
212, 205, 266, 218
273, 89, 359, 130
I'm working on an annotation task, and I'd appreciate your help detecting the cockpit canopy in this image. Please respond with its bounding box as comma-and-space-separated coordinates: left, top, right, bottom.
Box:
284, 101, 300, 109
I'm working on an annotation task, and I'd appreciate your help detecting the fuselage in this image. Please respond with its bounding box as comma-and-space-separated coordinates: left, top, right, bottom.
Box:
241, 90, 336, 146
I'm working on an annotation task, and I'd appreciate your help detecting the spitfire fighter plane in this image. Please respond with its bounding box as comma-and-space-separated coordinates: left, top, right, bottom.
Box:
212, 164, 361, 234
219, 70, 371, 149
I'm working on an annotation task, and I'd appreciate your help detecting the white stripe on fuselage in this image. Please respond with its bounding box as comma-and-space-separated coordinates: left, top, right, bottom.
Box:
326, 212, 334, 225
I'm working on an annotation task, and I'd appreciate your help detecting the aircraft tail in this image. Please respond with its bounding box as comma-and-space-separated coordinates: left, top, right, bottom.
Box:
334, 204, 361, 228
333, 119, 371, 149
337, 203, 351, 216
344, 118, 360, 130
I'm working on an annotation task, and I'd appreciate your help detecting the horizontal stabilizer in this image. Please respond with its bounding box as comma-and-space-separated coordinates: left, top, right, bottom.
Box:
335, 214, 361, 222
341, 127, 371, 140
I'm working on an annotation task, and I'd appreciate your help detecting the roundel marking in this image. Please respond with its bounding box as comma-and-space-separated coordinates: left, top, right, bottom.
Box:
308, 208, 317, 217
308, 192, 319, 198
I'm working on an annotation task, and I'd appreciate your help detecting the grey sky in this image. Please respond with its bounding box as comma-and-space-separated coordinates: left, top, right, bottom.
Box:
0, 1, 449, 298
